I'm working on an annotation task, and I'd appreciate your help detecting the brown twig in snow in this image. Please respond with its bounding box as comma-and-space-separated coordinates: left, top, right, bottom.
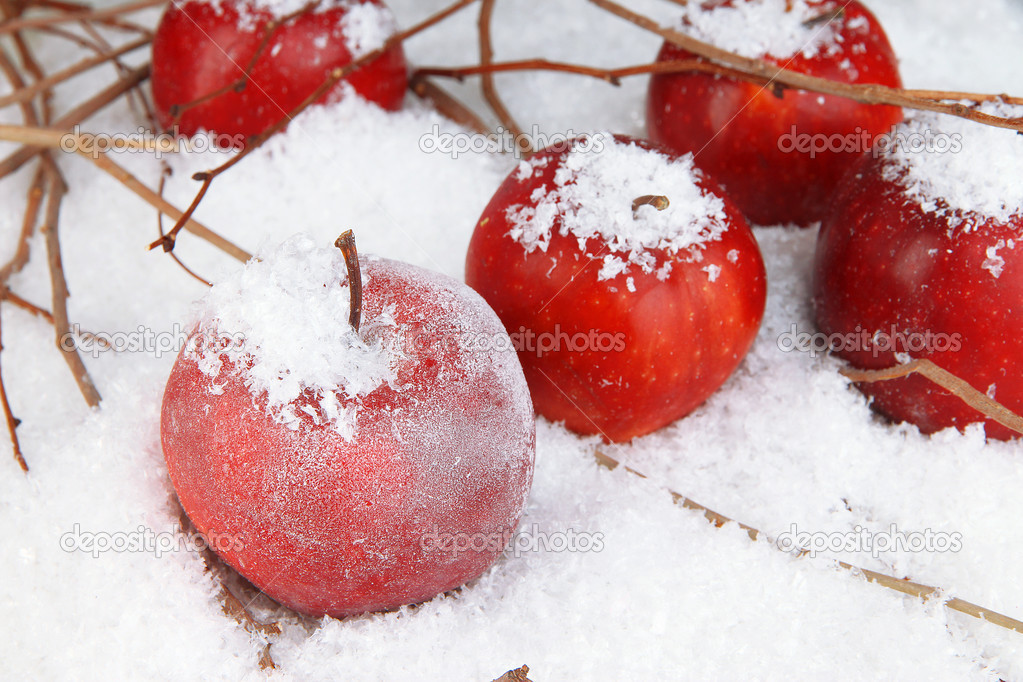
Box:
478, 0, 525, 144
589, 0, 1023, 132
0, 62, 150, 180
150, 0, 483, 255
156, 166, 213, 286
593, 449, 1023, 635
0, 164, 45, 284
841, 359, 1023, 437
409, 73, 490, 135
0, 35, 150, 110
0, 0, 164, 34
0, 308, 27, 472
41, 167, 102, 407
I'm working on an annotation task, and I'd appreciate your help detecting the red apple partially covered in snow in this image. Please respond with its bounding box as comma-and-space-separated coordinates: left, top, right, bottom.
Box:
161, 234, 535, 617
151, 0, 407, 145
647, 0, 903, 226
466, 133, 766, 443
814, 104, 1023, 440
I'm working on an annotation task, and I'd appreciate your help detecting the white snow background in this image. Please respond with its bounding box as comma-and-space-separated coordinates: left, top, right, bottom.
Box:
2, 0, 1023, 679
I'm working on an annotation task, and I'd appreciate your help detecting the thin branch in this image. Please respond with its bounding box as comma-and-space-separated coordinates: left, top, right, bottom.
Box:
841, 359, 1023, 437
589, 0, 1023, 132
41, 167, 102, 407
0, 0, 164, 34
0, 163, 45, 284
0, 62, 150, 179
593, 448, 1023, 635
156, 166, 213, 286
409, 73, 490, 135
478, 0, 525, 143
0, 305, 27, 472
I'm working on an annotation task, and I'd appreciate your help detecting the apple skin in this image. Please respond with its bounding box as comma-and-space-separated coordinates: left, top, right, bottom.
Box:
646, 0, 903, 226
465, 137, 767, 443
161, 257, 535, 617
151, 0, 407, 145
813, 153, 1023, 440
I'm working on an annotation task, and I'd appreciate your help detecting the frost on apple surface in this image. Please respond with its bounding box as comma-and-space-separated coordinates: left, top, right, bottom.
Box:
676, 0, 858, 60
883, 102, 1023, 231
505, 133, 731, 282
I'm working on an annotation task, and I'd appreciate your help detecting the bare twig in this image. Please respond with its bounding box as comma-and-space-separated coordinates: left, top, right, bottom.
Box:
0, 0, 165, 34
0, 307, 27, 472
41, 167, 102, 407
478, 0, 525, 143
593, 449, 1023, 635
409, 73, 490, 135
0, 62, 150, 179
841, 359, 1023, 437
0, 164, 45, 284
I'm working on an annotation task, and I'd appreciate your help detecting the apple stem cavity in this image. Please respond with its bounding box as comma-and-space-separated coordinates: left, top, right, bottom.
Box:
632, 194, 670, 217
334, 230, 363, 334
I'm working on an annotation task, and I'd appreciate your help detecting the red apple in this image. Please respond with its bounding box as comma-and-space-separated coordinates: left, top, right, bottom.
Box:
813, 110, 1023, 440
647, 0, 903, 226
161, 235, 535, 617
465, 133, 766, 443
151, 0, 407, 146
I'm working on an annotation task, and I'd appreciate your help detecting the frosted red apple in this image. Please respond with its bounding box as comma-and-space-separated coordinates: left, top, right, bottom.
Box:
466, 134, 766, 442
647, 0, 903, 226
814, 107, 1023, 440
161, 235, 535, 617
151, 0, 407, 145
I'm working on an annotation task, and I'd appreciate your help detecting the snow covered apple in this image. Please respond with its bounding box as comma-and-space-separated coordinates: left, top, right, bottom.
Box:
814, 104, 1023, 440
466, 133, 766, 443
151, 0, 407, 145
647, 0, 903, 226
160, 234, 535, 617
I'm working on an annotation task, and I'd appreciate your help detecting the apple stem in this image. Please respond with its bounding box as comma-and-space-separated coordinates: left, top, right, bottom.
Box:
632, 194, 670, 217
334, 231, 362, 334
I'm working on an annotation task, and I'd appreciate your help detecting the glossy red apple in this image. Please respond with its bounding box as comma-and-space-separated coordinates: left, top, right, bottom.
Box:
161, 234, 535, 617
151, 0, 407, 146
466, 133, 766, 443
813, 112, 1023, 440
647, 0, 903, 226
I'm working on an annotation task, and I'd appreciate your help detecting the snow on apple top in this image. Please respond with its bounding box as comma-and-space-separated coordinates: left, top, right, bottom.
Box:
188, 235, 398, 440
200, 0, 397, 58
883, 101, 1023, 229
676, 0, 857, 60
507, 133, 730, 282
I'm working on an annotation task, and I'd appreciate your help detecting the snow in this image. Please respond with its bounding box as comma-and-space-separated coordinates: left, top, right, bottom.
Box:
505, 133, 731, 282
3, 0, 1023, 679
883, 101, 1023, 228
675, 0, 848, 60
189, 234, 400, 438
